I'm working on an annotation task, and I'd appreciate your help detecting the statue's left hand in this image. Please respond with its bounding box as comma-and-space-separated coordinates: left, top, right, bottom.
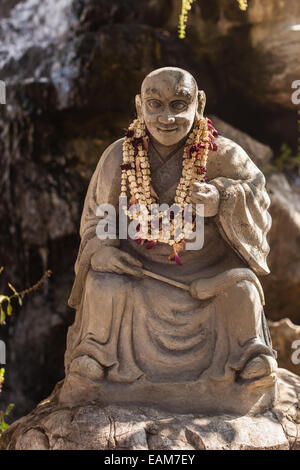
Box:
191, 182, 220, 217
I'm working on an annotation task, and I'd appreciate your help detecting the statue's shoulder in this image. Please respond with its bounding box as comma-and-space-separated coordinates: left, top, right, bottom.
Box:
98, 138, 124, 173
209, 135, 261, 180
86, 138, 124, 190
214, 135, 249, 162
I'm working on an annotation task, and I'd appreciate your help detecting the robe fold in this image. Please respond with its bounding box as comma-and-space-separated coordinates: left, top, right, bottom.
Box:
65, 135, 275, 384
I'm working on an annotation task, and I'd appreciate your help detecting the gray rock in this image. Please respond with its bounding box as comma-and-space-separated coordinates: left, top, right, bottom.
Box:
263, 173, 300, 323
268, 319, 300, 377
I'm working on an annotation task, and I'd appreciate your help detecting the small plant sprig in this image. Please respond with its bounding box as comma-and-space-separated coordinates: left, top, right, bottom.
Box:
178, 0, 248, 39
274, 143, 299, 173
0, 269, 52, 437
262, 143, 300, 176
0, 368, 14, 436
0, 368, 4, 394
0, 268, 52, 325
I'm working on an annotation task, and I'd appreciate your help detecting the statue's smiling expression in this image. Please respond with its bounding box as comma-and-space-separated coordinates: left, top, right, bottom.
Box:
138, 69, 199, 147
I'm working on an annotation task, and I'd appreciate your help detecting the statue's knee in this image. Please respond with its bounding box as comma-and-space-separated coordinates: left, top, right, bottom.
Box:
225, 280, 262, 313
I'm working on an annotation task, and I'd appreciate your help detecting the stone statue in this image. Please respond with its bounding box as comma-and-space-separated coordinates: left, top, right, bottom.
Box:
59, 67, 277, 415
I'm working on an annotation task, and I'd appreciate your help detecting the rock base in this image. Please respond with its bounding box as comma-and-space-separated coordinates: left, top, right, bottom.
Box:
1, 369, 299, 450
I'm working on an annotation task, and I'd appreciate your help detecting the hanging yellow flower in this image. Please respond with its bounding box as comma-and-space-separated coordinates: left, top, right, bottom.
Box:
178, 0, 194, 39
236, 0, 248, 10
178, 0, 248, 39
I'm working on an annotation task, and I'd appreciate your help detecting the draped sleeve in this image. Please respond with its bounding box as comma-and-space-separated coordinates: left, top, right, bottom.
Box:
208, 136, 272, 276
68, 138, 124, 309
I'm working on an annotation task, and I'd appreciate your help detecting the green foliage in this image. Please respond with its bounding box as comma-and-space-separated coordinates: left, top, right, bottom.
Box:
0, 404, 15, 434
0, 268, 51, 438
0, 267, 15, 437
263, 143, 300, 175
275, 143, 300, 173
0, 369, 14, 437
0, 368, 4, 392
0, 267, 24, 326
0, 267, 50, 326
275, 143, 292, 170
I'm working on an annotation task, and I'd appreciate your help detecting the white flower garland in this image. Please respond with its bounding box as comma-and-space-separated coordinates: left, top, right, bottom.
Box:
120, 117, 218, 264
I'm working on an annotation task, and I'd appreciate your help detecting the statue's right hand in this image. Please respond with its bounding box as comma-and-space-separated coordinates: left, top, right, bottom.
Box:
91, 246, 144, 278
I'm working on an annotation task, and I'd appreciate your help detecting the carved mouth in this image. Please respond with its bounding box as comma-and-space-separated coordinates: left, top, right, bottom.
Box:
157, 127, 178, 133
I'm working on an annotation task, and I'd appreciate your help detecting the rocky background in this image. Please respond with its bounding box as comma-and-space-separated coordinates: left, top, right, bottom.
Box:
0, 0, 299, 422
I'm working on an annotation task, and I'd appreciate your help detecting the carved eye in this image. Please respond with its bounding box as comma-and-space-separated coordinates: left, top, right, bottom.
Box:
147, 99, 162, 109
171, 100, 187, 111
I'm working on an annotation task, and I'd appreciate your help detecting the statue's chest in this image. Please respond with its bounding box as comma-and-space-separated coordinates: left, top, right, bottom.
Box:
149, 147, 216, 205
149, 150, 184, 205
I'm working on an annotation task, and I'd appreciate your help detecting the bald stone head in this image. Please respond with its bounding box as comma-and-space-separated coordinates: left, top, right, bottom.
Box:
136, 67, 206, 147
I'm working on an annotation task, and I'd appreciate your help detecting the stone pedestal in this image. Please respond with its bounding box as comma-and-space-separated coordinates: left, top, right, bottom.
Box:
60, 371, 277, 417
1, 369, 299, 450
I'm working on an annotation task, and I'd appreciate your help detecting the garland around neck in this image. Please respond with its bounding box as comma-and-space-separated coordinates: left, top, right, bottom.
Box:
119, 117, 219, 265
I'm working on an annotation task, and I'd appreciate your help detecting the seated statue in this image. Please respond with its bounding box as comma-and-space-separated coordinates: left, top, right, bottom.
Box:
59, 67, 277, 415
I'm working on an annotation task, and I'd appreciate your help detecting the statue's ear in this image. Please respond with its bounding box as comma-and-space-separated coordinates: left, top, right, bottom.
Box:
135, 94, 143, 119
196, 90, 206, 119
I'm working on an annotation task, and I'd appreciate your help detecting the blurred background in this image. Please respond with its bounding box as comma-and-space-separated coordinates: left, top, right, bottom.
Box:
0, 0, 299, 421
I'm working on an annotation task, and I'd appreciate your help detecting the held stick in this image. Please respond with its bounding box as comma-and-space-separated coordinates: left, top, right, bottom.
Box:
141, 269, 190, 292
141, 267, 265, 306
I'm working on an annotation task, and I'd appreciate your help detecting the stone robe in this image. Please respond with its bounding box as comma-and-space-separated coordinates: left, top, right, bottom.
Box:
64, 135, 276, 411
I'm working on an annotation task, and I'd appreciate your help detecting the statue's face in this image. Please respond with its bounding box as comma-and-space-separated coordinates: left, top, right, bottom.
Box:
140, 71, 198, 147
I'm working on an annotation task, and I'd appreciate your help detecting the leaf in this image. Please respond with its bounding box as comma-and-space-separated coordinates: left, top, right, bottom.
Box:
0, 421, 8, 432
0, 267, 3, 275
8, 282, 17, 294
0, 295, 9, 303
0, 306, 6, 325
0, 401, 14, 436
17, 295, 23, 306
6, 300, 12, 316
5, 403, 14, 416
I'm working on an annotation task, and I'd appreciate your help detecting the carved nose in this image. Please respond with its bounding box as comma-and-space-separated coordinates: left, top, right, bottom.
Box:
158, 114, 176, 125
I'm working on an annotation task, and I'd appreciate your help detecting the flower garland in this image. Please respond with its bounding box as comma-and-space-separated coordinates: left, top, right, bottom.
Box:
237, 0, 248, 11
120, 117, 219, 265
